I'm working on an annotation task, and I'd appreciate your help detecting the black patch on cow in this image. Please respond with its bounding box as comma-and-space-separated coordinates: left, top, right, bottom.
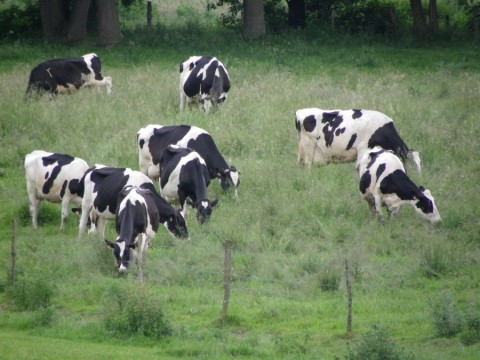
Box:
89, 55, 103, 80
179, 63, 183, 73
149, 125, 191, 165
415, 196, 434, 214
335, 127, 346, 136
379, 170, 423, 201
91, 168, 129, 214
346, 133, 357, 150
41, 153, 74, 194
60, 180, 68, 199
303, 115, 317, 133
183, 56, 217, 98
359, 170, 371, 194
69, 178, 83, 197
366, 149, 385, 169
352, 109, 363, 119
368, 122, 409, 161
376, 163, 386, 179
139, 139, 145, 149
321, 112, 343, 147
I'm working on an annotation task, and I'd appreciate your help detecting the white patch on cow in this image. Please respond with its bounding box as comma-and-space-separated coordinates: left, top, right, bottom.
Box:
25, 150, 89, 230
196, 57, 216, 81
81, 53, 112, 95
201, 201, 209, 209
160, 149, 206, 203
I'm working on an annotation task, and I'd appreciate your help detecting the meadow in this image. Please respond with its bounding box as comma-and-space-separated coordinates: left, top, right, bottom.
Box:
0, 27, 479, 359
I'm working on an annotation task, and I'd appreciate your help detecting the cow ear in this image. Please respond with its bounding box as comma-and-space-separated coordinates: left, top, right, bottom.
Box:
211, 199, 219, 208
105, 240, 115, 248
419, 186, 425, 191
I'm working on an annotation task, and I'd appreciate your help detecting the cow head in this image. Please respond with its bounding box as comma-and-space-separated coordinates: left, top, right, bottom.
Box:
188, 198, 219, 224
415, 187, 441, 223
219, 166, 240, 195
164, 210, 189, 239
105, 239, 137, 273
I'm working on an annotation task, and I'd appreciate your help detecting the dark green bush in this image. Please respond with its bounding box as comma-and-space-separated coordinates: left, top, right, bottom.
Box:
430, 291, 464, 338
343, 324, 416, 360
104, 286, 172, 339
12, 275, 55, 311
460, 307, 480, 345
0, 1, 41, 39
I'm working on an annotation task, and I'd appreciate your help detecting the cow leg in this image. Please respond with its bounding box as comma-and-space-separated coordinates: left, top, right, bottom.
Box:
373, 195, 384, 220
96, 218, 108, 241
78, 204, 92, 238
180, 91, 186, 111
60, 196, 71, 231
136, 234, 146, 282
29, 197, 41, 229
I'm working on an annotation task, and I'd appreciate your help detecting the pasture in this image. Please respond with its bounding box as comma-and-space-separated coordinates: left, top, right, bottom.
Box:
0, 31, 479, 359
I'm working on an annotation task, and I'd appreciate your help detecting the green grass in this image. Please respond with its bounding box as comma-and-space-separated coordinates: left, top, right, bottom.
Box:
0, 22, 479, 359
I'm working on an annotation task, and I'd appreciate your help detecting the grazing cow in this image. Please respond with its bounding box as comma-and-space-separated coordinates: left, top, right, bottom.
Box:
24, 150, 89, 230
179, 55, 230, 113
358, 146, 441, 223
137, 124, 240, 196
79, 166, 188, 241
158, 145, 218, 224
295, 108, 421, 172
105, 186, 159, 281
25, 53, 112, 98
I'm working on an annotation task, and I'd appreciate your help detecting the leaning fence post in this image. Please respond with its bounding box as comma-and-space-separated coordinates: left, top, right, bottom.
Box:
220, 239, 232, 323
146, 0, 152, 31
11, 218, 17, 287
345, 258, 352, 334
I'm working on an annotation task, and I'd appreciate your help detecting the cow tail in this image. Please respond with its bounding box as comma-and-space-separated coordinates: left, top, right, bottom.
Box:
408, 150, 422, 174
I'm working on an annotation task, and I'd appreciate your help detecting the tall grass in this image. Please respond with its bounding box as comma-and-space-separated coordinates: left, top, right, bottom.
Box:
0, 24, 479, 359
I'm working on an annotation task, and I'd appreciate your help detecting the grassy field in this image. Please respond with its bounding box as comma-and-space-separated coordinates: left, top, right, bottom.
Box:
0, 25, 479, 359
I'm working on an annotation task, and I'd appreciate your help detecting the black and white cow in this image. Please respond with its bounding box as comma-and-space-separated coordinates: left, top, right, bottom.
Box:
179, 55, 230, 113
105, 186, 159, 281
78, 166, 188, 241
158, 145, 218, 224
295, 108, 421, 172
137, 124, 240, 196
24, 150, 89, 230
25, 53, 112, 98
358, 146, 441, 223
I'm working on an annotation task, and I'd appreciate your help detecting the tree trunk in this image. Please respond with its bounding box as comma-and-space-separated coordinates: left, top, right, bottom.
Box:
95, 0, 122, 47
410, 0, 427, 37
287, 0, 306, 29
67, 0, 92, 43
242, 0, 266, 40
39, 0, 68, 41
428, 0, 439, 34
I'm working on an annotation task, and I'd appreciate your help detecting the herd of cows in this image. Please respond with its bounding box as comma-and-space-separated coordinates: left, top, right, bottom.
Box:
23, 53, 441, 279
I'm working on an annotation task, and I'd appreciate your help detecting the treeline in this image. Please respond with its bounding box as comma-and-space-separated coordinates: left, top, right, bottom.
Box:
1, 0, 479, 44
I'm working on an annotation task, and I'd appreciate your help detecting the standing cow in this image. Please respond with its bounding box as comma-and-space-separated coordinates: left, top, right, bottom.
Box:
105, 186, 159, 281
179, 55, 230, 113
24, 150, 89, 229
25, 53, 112, 98
295, 108, 421, 172
79, 166, 188, 241
358, 146, 441, 223
158, 145, 218, 224
137, 124, 240, 196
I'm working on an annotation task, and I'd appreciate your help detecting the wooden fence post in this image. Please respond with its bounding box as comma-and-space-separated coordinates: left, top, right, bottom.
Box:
345, 258, 352, 334
220, 240, 232, 323
147, 0, 152, 32
11, 218, 17, 287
